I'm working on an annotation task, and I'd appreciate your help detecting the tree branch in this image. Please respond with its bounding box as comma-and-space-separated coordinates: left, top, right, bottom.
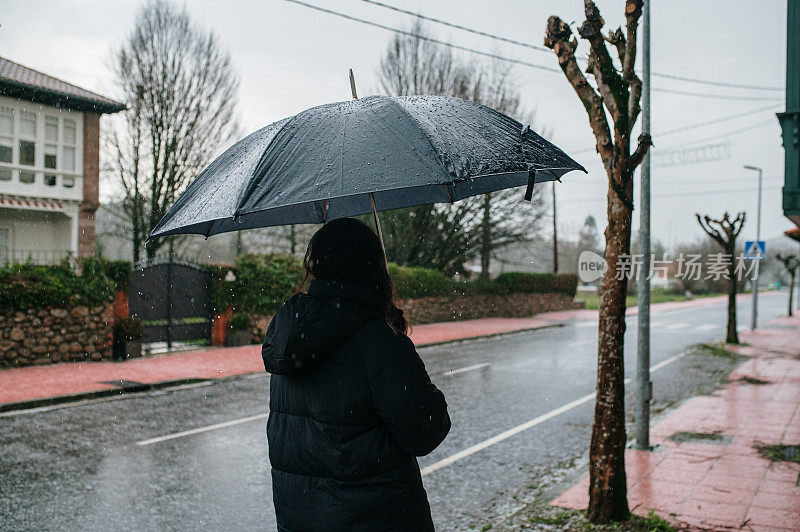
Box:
579, 1, 628, 124
545, 15, 613, 161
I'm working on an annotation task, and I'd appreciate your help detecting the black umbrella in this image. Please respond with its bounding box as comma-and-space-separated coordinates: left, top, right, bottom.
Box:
149, 93, 586, 247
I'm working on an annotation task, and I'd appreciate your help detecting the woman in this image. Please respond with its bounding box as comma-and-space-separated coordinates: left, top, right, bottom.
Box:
262, 217, 451, 531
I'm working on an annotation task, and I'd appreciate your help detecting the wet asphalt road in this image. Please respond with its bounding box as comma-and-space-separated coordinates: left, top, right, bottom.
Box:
0, 292, 787, 531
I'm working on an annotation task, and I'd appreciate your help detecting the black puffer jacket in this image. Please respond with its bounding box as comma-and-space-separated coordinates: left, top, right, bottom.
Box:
262, 280, 451, 532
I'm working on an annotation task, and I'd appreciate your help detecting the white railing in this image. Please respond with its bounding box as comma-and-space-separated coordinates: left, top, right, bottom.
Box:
0, 248, 73, 266
0, 164, 83, 202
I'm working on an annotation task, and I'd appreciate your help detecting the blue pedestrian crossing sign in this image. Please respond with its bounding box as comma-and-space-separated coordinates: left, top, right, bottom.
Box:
744, 240, 766, 260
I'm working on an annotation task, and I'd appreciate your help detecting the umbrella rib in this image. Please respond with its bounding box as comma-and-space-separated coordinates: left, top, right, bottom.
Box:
204, 219, 216, 239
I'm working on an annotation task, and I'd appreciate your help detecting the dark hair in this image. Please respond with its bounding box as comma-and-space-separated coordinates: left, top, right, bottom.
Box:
302, 218, 408, 334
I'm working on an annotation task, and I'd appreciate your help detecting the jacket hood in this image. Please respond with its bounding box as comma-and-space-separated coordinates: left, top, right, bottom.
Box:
262, 280, 384, 375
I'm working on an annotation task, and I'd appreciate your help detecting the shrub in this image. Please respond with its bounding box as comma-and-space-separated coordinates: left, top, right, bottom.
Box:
493, 272, 578, 297
388, 264, 578, 299
81, 257, 133, 291
211, 253, 305, 314
228, 312, 251, 331
388, 263, 454, 299
0, 260, 115, 311
113, 317, 143, 341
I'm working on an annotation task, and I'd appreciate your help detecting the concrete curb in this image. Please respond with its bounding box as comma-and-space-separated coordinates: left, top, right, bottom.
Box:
0, 321, 568, 413
0, 377, 213, 413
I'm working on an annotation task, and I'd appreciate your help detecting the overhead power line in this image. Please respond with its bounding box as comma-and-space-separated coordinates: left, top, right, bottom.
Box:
658, 120, 775, 150
359, 0, 785, 92
289, 0, 783, 101
570, 104, 782, 155
360, 0, 551, 52
559, 184, 783, 204
656, 104, 782, 137
652, 87, 782, 102
284, 0, 560, 72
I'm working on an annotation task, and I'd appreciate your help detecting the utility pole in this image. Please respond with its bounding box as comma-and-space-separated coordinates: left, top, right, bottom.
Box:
635, 0, 652, 451
744, 164, 763, 330
552, 182, 559, 273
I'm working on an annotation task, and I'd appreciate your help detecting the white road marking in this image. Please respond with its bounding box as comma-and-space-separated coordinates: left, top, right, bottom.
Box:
441, 363, 490, 376
694, 324, 717, 332
420, 352, 688, 477
135, 413, 268, 446
0, 382, 214, 418
663, 322, 688, 330
567, 339, 593, 347
133, 352, 693, 449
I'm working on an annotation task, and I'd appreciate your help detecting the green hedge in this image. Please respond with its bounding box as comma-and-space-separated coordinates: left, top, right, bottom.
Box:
389, 264, 577, 299
211, 253, 305, 314
0, 260, 115, 311
493, 272, 578, 297
0, 254, 575, 315
81, 257, 133, 291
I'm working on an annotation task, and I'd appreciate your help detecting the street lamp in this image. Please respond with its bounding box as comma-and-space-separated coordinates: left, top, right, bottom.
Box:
743, 165, 763, 330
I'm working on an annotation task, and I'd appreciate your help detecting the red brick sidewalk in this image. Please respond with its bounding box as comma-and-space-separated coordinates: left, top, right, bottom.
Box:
0, 312, 573, 408
551, 315, 800, 531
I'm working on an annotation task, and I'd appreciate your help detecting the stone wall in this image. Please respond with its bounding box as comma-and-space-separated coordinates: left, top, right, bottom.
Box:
399, 293, 583, 325
0, 304, 113, 367
221, 293, 583, 345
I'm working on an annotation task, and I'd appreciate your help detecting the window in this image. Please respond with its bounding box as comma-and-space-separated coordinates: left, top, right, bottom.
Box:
19, 110, 36, 167
0, 104, 81, 188
19, 140, 35, 166
44, 144, 57, 169
45, 116, 58, 142
20, 111, 36, 138
62, 146, 75, 171
0, 107, 12, 169
63, 119, 76, 145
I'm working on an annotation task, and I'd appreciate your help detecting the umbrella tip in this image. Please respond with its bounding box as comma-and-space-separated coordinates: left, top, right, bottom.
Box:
349, 69, 358, 100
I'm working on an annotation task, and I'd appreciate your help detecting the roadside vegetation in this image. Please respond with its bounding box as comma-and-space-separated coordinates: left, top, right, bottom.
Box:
576, 288, 723, 311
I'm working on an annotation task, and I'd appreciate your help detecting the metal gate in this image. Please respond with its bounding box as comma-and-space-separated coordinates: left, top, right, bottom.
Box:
129, 260, 212, 347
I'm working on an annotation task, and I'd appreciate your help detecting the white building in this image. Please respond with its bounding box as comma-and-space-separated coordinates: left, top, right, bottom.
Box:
0, 56, 124, 264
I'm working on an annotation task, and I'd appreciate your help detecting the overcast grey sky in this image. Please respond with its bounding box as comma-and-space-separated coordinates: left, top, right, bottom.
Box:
1, 0, 794, 248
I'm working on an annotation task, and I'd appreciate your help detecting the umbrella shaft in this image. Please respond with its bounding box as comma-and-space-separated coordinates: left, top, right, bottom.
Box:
369, 192, 386, 258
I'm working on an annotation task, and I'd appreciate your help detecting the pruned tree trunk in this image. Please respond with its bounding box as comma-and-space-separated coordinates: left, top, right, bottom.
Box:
552, 182, 559, 274
480, 194, 492, 279
696, 212, 746, 344
727, 247, 739, 342
776, 253, 800, 317
545, 0, 651, 523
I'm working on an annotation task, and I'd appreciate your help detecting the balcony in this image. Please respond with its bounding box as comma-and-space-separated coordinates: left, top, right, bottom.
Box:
0, 164, 83, 203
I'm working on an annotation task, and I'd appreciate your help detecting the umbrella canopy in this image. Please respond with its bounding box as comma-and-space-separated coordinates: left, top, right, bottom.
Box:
149, 95, 586, 239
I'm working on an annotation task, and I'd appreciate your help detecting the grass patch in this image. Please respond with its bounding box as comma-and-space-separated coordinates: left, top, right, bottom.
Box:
757, 444, 800, 464
737, 376, 770, 385
577, 291, 722, 311
699, 343, 740, 360
514, 507, 675, 531
529, 510, 571, 526
668, 431, 731, 445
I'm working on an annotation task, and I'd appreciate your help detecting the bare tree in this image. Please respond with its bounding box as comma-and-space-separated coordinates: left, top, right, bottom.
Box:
378, 21, 548, 277
775, 252, 799, 317
105, 0, 239, 262
545, 0, 651, 522
696, 212, 746, 343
